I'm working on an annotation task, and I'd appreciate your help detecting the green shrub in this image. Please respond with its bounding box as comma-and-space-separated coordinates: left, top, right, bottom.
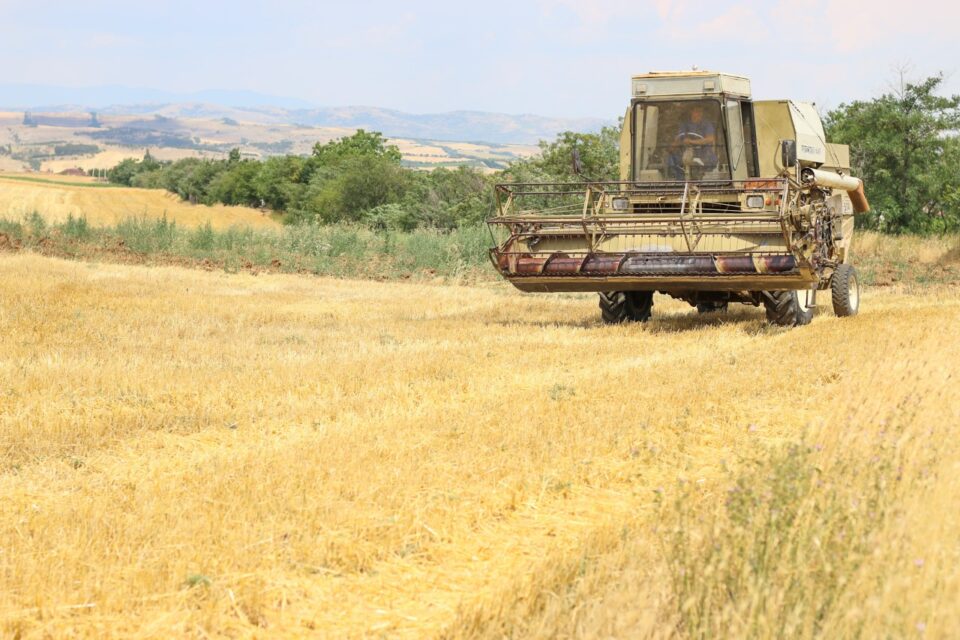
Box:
116, 216, 177, 253
26, 212, 46, 236
362, 203, 419, 231
189, 222, 215, 251
61, 214, 91, 240
1, 212, 494, 280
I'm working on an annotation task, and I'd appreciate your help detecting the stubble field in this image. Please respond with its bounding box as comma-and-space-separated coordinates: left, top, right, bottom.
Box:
1, 252, 959, 638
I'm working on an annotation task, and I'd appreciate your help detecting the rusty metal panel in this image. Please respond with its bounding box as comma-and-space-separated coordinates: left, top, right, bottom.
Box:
715, 256, 756, 274
495, 251, 511, 272
757, 255, 797, 273
515, 255, 549, 275
581, 254, 624, 274
542, 255, 586, 275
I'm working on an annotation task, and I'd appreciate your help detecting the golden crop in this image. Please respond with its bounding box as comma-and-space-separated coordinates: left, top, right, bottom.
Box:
1, 252, 958, 638
0, 174, 279, 230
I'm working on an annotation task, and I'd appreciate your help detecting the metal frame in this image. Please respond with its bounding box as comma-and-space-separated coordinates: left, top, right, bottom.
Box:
487, 179, 814, 290
490, 179, 789, 239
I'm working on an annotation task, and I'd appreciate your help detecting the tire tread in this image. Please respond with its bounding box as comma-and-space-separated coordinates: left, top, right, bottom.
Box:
599, 291, 653, 324
831, 264, 859, 317
762, 291, 813, 327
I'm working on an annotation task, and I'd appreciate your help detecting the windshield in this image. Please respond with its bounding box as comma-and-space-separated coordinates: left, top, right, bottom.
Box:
633, 99, 730, 182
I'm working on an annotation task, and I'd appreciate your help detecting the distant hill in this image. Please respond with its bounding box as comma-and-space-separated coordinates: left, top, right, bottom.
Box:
0, 83, 313, 110
0, 84, 611, 145
270, 106, 609, 145
0, 110, 542, 174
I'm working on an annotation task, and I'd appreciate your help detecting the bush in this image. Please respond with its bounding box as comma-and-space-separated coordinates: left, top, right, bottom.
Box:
116, 216, 177, 253
362, 203, 419, 231
27, 212, 46, 236
61, 214, 91, 240
189, 222, 215, 251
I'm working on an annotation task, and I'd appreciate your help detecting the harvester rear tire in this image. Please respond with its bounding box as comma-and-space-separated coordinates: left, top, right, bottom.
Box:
831, 264, 860, 317
599, 291, 653, 324
762, 291, 813, 327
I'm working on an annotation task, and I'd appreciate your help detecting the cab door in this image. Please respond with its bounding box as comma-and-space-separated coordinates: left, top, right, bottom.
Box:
725, 99, 749, 181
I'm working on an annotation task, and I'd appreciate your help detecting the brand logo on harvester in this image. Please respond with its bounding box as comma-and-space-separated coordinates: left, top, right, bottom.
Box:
801, 144, 822, 155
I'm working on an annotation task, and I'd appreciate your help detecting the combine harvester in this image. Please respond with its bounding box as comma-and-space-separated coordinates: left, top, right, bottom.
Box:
488, 71, 868, 326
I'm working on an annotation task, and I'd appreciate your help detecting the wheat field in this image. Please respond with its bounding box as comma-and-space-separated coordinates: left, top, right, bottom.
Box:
1, 252, 958, 638
0, 174, 280, 230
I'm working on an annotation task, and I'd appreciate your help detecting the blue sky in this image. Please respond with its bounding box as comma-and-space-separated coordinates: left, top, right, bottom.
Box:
1, 0, 957, 117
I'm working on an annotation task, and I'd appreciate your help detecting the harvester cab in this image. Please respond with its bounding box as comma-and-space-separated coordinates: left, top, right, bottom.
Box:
488, 71, 868, 327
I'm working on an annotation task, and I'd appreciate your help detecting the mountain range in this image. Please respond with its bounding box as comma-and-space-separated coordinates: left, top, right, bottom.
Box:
0, 84, 610, 145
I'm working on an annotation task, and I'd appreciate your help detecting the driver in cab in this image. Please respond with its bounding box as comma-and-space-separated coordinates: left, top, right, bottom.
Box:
667, 105, 718, 180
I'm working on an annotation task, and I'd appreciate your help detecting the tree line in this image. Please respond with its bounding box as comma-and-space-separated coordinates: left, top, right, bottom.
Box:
107, 131, 488, 230
105, 74, 959, 234
825, 73, 960, 234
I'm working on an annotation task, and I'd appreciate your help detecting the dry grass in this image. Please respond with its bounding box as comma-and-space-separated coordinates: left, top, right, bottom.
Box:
1, 253, 958, 638
852, 233, 960, 288
0, 173, 280, 230
41, 148, 222, 173
854, 232, 960, 267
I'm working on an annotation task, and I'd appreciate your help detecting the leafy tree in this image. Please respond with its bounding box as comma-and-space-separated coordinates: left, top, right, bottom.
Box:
533, 124, 622, 182
284, 130, 409, 223
825, 73, 960, 233
130, 170, 167, 189
310, 129, 402, 165
107, 158, 142, 186
107, 151, 164, 186
300, 155, 408, 223
500, 122, 621, 187
206, 160, 260, 206
404, 166, 493, 229
928, 137, 960, 234
253, 155, 307, 211
141, 150, 162, 172
362, 202, 419, 231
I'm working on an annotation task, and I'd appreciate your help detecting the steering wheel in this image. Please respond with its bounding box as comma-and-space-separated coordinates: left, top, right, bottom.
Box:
675, 131, 705, 145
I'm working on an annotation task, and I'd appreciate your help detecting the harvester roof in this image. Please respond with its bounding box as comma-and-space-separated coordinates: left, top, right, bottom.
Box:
631, 71, 751, 100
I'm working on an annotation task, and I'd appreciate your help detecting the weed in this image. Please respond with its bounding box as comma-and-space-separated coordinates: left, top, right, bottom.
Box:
189, 221, 215, 251
184, 574, 212, 589
548, 383, 575, 401
26, 211, 46, 236
61, 214, 91, 240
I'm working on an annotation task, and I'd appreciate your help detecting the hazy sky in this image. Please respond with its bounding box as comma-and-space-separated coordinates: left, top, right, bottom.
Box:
2, 0, 957, 117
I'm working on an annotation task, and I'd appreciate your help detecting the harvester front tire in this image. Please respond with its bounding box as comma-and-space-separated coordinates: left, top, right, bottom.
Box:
762, 291, 813, 327
599, 291, 653, 324
831, 264, 860, 317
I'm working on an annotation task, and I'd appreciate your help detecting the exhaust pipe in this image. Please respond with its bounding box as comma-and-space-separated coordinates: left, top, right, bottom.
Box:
801, 167, 870, 213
